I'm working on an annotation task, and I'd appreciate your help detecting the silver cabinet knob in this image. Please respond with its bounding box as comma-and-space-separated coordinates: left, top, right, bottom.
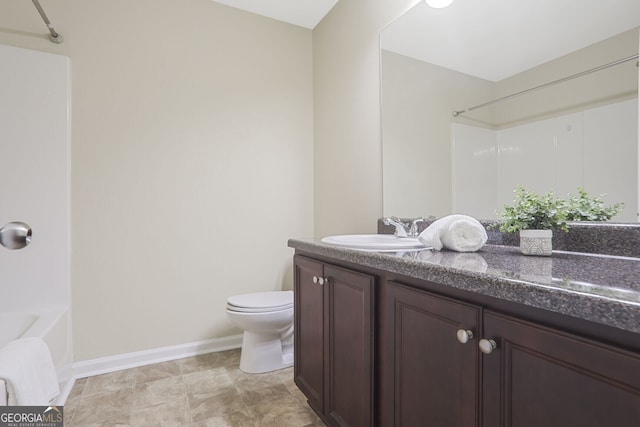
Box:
312, 276, 326, 285
456, 329, 474, 344
479, 339, 497, 354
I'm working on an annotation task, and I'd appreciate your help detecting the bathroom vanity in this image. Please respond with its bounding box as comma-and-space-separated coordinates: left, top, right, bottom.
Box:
289, 238, 640, 427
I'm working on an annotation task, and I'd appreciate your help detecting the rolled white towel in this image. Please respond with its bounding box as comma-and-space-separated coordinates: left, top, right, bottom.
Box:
442, 217, 488, 252
418, 214, 487, 252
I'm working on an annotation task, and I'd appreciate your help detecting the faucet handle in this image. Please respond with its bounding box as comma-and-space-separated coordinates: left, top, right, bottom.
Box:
409, 218, 425, 237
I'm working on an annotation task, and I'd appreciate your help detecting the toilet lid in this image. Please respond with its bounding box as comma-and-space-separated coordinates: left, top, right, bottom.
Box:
227, 291, 293, 312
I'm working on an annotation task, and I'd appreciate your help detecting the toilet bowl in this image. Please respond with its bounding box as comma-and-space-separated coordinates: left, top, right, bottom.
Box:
226, 290, 294, 373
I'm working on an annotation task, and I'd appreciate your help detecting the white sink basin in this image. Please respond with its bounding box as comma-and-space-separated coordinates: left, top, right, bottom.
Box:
320, 234, 428, 251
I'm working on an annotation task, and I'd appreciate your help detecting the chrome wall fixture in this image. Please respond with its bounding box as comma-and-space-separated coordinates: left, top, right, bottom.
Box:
32, 0, 63, 44
452, 54, 640, 117
0, 222, 33, 250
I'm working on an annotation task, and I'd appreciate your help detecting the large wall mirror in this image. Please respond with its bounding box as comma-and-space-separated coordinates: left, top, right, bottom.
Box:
380, 0, 640, 222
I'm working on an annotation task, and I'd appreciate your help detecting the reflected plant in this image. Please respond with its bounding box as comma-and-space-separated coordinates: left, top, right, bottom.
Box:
494, 186, 625, 234
562, 188, 623, 222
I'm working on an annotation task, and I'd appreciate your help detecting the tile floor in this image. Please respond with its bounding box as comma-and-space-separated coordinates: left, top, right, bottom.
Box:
63, 349, 326, 426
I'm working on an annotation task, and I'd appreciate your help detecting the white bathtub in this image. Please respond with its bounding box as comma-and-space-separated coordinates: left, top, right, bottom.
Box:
0, 308, 72, 405
0, 313, 37, 349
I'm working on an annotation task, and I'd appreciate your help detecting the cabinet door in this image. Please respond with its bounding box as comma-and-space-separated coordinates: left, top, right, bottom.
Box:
383, 281, 482, 427
325, 264, 375, 427
294, 255, 326, 414
482, 311, 640, 427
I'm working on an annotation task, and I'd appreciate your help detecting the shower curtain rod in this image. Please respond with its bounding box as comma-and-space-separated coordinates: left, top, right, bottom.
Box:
452, 53, 639, 117
32, 0, 62, 44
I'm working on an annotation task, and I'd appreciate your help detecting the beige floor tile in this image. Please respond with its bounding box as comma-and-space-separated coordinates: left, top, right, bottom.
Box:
130, 400, 190, 427
248, 394, 316, 427
216, 349, 241, 367
238, 383, 292, 408
67, 377, 87, 400
179, 352, 222, 375
226, 369, 278, 388
64, 348, 326, 427
82, 368, 136, 397
288, 384, 312, 406
135, 360, 181, 384
64, 377, 86, 424
68, 422, 131, 427
230, 369, 292, 408
133, 376, 186, 409
272, 367, 295, 384
69, 388, 133, 426
191, 409, 255, 427
183, 367, 233, 394
188, 386, 247, 422
274, 367, 300, 396
304, 407, 326, 426
63, 398, 79, 425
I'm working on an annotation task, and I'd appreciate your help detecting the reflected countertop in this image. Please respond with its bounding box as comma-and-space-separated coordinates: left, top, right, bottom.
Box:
288, 238, 640, 334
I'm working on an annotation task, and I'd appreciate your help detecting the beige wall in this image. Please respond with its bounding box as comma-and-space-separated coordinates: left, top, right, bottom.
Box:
0, 0, 313, 360
312, 0, 417, 237
0, 0, 422, 361
381, 51, 495, 217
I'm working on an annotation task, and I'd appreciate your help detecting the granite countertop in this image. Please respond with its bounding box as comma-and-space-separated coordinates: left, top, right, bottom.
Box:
288, 238, 640, 334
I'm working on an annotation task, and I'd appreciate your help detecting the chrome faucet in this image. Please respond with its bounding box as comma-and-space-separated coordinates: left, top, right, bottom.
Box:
383, 217, 408, 237
383, 217, 425, 238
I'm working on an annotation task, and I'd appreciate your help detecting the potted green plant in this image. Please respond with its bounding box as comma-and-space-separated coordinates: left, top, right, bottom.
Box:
496, 186, 568, 256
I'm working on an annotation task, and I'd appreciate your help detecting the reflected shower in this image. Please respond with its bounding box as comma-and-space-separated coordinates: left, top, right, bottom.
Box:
452, 54, 639, 117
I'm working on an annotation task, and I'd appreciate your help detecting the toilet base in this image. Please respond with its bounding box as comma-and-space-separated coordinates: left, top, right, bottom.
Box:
239, 327, 294, 374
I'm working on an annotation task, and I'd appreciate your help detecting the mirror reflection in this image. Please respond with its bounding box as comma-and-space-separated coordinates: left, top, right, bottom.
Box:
380, 0, 640, 222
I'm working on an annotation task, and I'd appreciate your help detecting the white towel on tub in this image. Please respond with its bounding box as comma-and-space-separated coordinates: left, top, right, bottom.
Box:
0, 337, 59, 405
418, 214, 487, 252
0, 379, 7, 405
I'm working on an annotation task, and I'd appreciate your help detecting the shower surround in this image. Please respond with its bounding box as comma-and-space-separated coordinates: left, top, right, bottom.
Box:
0, 43, 72, 402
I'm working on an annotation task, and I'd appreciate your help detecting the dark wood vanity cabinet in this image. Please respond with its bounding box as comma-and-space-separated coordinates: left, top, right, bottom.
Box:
293, 251, 640, 427
381, 281, 482, 427
382, 280, 640, 427
482, 311, 640, 427
294, 255, 325, 413
294, 255, 376, 427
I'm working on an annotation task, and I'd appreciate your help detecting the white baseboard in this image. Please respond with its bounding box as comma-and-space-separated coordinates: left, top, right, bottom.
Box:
57, 334, 242, 404
73, 334, 243, 378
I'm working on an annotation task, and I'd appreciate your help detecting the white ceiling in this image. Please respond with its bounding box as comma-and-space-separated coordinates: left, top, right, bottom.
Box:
382, 0, 640, 82
210, 0, 339, 29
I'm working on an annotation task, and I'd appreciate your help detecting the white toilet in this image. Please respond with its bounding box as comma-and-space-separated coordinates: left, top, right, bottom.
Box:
226, 290, 294, 373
